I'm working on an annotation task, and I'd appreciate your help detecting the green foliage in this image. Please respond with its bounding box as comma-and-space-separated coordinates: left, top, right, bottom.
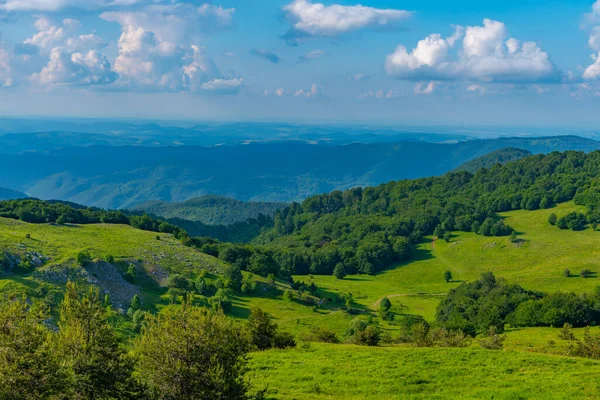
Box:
444, 271, 453, 283
379, 297, 392, 313
75, 251, 92, 266
136, 301, 250, 400
333, 263, 346, 280
225, 265, 243, 291
55, 282, 138, 399
556, 212, 587, 231
0, 297, 66, 399
477, 326, 506, 350
558, 323, 576, 341
125, 264, 137, 283
167, 274, 192, 291
548, 213, 557, 226
247, 307, 279, 351
581, 269, 594, 279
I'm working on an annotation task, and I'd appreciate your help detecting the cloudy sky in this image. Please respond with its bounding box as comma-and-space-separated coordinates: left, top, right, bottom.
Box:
0, 0, 600, 126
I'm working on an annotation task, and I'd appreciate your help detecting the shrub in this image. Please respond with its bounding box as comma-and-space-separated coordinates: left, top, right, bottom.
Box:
444, 271, 453, 283
477, 326, 506, 350
563, 269, 571, 278
548, 213, 557, 226
558, 323, 576, 341
273, 332, 297, 349
247, 307, 278, 351
581, 269, 593, 279
283, 290, 294, 302
75, 251, 92, 266
168, 274, 192, 291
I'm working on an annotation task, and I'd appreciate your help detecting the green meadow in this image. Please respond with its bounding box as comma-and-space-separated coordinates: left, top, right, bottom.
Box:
4, 202, 600, 399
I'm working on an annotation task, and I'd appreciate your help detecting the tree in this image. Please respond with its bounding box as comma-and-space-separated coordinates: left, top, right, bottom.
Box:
509, 231, 518, 243
333, 263, 346, 280
130, 294, 141, 312
0, 298, 65, 399
563, 269, 571, 278
443, 232, 452, 243
444, 271, 453, 283
548, 213, 557, 226
136, 301, 250, 400
380, 297, 392, 313
247, 307, 278, 351
54, 282, 138, 399
76, 251, 92, 266
167, 274, 192, 291
581, 269, 593, 279
125, 264, 136, 283
225, 265, 243, 291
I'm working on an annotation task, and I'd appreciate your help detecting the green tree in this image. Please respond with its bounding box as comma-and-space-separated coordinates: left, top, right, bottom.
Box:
225, 265, 243, 291
76, 251, 92, 266
54, 282, 138, 399
548, 213, 557, 226
130, 294, 141, 311
136, 301, 250, 400
444, 271, 453, 283
0, 298, 65, 399
380, 297, 392, 313
333, 263, 346, 280
247, 307, 278, 351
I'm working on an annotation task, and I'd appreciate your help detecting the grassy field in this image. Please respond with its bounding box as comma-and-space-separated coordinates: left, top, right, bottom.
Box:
248, 343, 600, 400
306, 202, 598, 317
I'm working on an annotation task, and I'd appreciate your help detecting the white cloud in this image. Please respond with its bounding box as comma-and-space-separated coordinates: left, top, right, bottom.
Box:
385, 19, 560, 84
103, 4, 241, 93
101, 3, 235, 46
282, 0, 411, 43
200, 77, 243, 94
414, 81, 436, 95
584, 2, 600, 80
357, 89, 396, 99
0, 47, 13, 86
32, 48, 117, 86
466, 84, 485, 93
584, 53, 600, 80
349, 73, 369, 82
23, 16, 115, 87
275, 87, 285, 96
298, 49, 326, 62
295, 83, 320, 97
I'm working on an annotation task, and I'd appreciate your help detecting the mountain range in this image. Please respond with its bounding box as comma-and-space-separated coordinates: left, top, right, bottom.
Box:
1, 135, 599, 209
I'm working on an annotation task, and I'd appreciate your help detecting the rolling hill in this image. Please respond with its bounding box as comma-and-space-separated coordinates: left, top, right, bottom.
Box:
452, 147, 532, 173
0, 187, 28, 200
134, 195, 286, 226
1, 135, 599, 209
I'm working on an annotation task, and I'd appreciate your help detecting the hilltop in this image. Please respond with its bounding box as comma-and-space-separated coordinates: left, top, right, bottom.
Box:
452, 147, 532, 173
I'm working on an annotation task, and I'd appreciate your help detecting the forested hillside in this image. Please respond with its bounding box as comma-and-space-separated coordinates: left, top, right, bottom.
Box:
1, 135, 598, 209
452, 148, 532, 173
134, 195, 286, 225
201, 151, 600, 278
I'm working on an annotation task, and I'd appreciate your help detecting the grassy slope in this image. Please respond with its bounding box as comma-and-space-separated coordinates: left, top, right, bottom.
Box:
306, 202, 597, 319
249, 343, 600, 400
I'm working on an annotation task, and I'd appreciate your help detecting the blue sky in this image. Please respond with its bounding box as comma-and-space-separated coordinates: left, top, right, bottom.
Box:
0, 0, 599, 127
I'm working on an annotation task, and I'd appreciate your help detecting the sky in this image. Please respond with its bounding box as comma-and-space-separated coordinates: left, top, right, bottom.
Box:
0, 0, 600, 127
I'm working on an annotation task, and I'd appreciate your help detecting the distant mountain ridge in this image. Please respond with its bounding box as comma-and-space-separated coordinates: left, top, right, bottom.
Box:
134, 195, 286, 226
452, 148, 533, 173
0, 187, 28, 200
0, 135, 599, 209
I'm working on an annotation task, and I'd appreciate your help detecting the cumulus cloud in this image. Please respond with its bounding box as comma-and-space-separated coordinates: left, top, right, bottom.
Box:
282, 0, 411, 44
414, 81, 437, 95
101, 3, 235, 45
298, 49, 326, 62
294, 83, 320, 97
385, 19, 560, 84
0, 47, 13, 86
584, 2, 600, 80
251, 48, 280, 64
264, 87, 286, 97
32, 48, 117, 85
102, 4, 242, 93
23, 16, 115, 87
466, 84, 485, 93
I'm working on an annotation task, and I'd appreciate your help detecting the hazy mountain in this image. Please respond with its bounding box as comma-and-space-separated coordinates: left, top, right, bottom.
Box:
0, 135, 598, 209
134, 195, 286, 226
0, 187, 28, 200
452, 148, 533, 173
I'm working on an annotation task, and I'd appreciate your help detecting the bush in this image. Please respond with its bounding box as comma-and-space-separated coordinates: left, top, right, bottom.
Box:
247, 307, 278, 351
563, 269, 571, 278
581, 269, 593, 279
75, 251, 92, 266
283, 290, 295, 302
558, 323, 576, 341
300, 326, 339, 343
168, 274, 192, 291
273, 332, 297, 349
548, 213, 557, 226
477, 326, 506, 350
